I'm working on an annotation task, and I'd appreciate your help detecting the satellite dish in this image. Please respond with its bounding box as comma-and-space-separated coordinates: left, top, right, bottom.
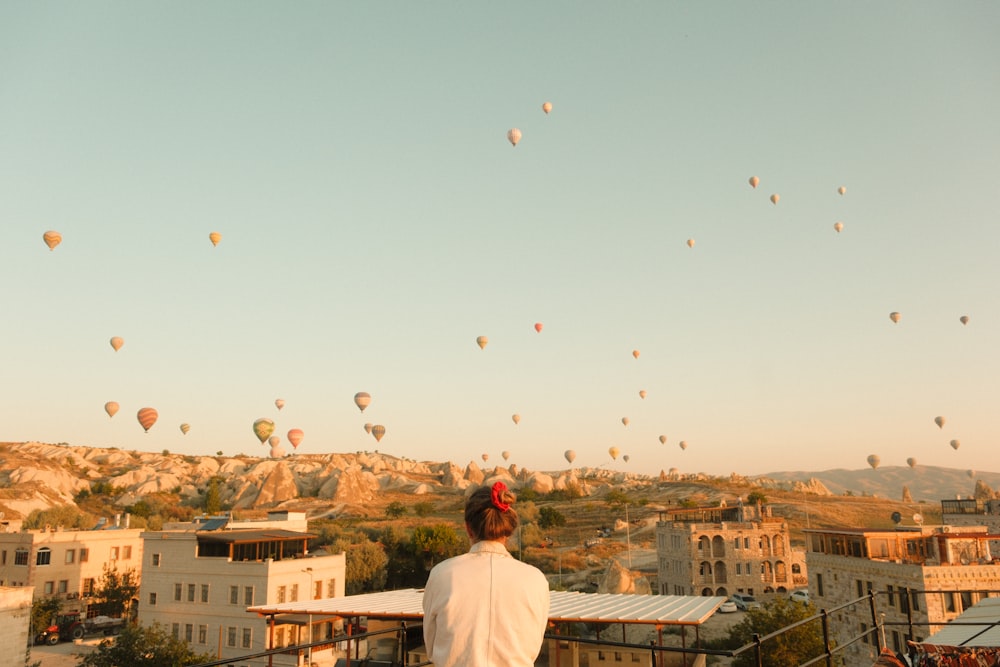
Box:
913, 513, 924, 526
891, 511, 902, 525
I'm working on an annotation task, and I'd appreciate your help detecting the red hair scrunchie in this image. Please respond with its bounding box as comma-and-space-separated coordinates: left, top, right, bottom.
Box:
490, 481, 511, 512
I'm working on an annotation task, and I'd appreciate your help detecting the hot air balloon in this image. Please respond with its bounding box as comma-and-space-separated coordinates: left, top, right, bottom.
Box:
534, 322, 543, 333
137, 407, 158, 433
623, 455, 630, 463
935, 416, 946, 429
476, 336, 488, 349
749, 176, 759, 189
512, 414, 520, 425
43, 231, 62, 251
371, 425, 386, 442
639, 390, 647, 399
275, 398, 285, 411
104, 401, 119, 418
269, 444, 286, 458
364, 423, 373, 434
268, 435, 281, 448
287, 429, 304, 449
659, 435, 667, 445
564, 450, 576, 464
889, 312, 901, 324
838, 186, 847, 195
687, 239, 695, 248
950, 439, 960, 450
354, 392, 371, 412
621, 417, 629, 428
679, 441, 688, 451
481, 453, 489, 462
502, 450, 510, 461
209, 232, 222, 247
967, 469, 976, 479
906, 457, 917, 468
960, 315, 969, 325
867, 454, 880, 470
834, 222, 844, 233
542, 102, 552, 114
770, 194, 780, 205
632, 349, 640, 359
507, 128, 521, 147
608, 446, 620, 460
180, 423, 190, 435
253, 418, 275, 444
110, 337, 124, 352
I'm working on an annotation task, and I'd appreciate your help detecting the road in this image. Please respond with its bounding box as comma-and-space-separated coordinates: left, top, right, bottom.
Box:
27, 637, 101, 667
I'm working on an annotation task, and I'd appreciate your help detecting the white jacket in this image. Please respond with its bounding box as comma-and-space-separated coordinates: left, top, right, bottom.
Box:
422, 540, 550, 667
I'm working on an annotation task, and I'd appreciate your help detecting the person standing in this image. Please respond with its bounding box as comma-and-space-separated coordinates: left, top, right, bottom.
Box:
422, 481, 551, 667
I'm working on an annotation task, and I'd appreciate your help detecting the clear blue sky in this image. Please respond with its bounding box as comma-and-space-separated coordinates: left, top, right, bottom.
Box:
2, 2, 997, 476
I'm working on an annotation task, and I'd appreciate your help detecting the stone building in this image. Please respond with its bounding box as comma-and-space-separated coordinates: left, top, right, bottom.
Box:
655, 502, 806, 598
805, 524, 1000, 665
138, 511, 346, 667
0, 586, 33, 667
941, 498, 1000, 533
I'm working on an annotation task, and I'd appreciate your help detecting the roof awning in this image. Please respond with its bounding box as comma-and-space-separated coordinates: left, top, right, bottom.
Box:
248, 589, 727, 626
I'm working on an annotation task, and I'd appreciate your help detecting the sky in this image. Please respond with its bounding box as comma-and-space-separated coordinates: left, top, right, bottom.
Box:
1, 3, 998, 477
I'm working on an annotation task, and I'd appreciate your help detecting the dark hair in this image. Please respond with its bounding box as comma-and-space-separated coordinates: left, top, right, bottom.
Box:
465, 483, 519, 542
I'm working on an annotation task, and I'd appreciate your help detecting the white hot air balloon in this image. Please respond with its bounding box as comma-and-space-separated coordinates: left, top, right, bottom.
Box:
507, 128, 521, 147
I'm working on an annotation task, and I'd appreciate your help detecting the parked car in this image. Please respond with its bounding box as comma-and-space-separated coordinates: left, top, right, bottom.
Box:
789, 589, 810, 604
717, 600, 739, 613
730, 593, 761, 611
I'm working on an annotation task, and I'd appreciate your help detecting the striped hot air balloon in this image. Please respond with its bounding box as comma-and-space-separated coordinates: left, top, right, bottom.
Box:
354, 392, 371, 412
43, 231, 62, 251
137, 407, 158, 433
371, 425, 386, 442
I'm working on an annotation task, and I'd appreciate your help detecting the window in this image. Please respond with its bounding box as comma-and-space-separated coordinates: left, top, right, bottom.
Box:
152, 553, 161, 566
327, 580, 336, 598
44, 581, 54, 594
1, 550, 5, 565
734, 538, 741, 550
198, 625, 207, 644
36, 547, 52, 566
149, 592, 157, 605
201, 584, 209, 603
187, 583, 196, 602
744, 537, 750, 549
244, 586, 254, 606
227, 627, 237, 647
83, 578, 96, 595
79, 548, 89, 563
736, 563, 742, 575
110, 546, 119, 560
14, 549, 28, 566
175, 583, 183, 601
314, 580, 322, 600
816, 573, 824, 597
861, 622, 870, 644
291, 584, 298, 602
911, 590, 921, 612
242, 628, 252, 648
58, 580, 68, 594
946, 592, 957, 613
887, 585, 896, 608
172, 623, 180, 639
185, 624, 193, 642
856, 579, 864, 598
123, 545, 132, 560
66, 549, 76, 564
230, 586, 239, 605
277, 586, 286, 603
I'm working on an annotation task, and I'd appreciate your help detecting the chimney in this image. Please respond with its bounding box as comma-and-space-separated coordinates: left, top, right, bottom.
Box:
124, 513, 130, 529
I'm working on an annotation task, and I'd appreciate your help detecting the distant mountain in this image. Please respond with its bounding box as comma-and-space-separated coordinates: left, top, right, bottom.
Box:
758, 466, 999, 503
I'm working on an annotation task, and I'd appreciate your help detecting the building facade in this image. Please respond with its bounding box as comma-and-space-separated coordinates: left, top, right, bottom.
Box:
655, 503, 806, 598
0, 517, 143, 616
805, 524, 1000, 665
138, 511, 346, 667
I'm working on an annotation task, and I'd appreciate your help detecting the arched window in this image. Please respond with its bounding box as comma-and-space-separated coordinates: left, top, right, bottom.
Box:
792, 563, 802, 574
36, 547, 51, 566
712, 535, 726, 558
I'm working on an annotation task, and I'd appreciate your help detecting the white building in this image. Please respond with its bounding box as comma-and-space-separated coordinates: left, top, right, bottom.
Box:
0, 586, 33, 667
138, 511, 346, 667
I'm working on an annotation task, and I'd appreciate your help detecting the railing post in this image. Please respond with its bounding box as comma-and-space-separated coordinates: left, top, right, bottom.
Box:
400, 621, 407, 666
752, 632, 763, 667
904, 587, 915, 643
820, 608, 833, 667
869, 588, 883, 652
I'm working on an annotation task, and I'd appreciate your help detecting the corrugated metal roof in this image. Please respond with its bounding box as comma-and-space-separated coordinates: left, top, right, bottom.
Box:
196, 529, 314, 543
247, 589, 727, 626
919, 597, 1000, 647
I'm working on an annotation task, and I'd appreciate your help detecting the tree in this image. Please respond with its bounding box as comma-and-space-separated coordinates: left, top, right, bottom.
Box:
746, 490, 768, 506
605, 489, 629, 508
385, 501, 407, 519
412, 524, 464, 570
726, 597, 828, 667
77, 622, 214, 667
93, 565, 139, 618
538, 506, 567, 529
413, 502, 434, 517
342, 541, 389, 594
30, 596, 62, 637
203, 476, 225, 514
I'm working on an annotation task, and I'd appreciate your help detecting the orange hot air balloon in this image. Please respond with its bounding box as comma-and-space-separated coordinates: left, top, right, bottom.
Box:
867, 454, 880, 469
542, 102, 552, 114
950, 439, 960, 450
137, 407, 158, 433
43, 231, 62, 251
354, 392, 371, 412
935, 416, 946, 429
960, 315, 969, 325
180, 423, 190, 435
507, 128, 521, 147
659, 435, 667, 445
687, 239, 695, 248
638, 390, 647, 399
275, 398, 285, 411
770, 194, 780, 205
253, 418, 275, 444
621, 417, 629, 428
906, 457, 917, 468
104, 401, 119, 418
512, 414, 520, 425
608, 446, 620, 460
534, 322, 543, 333
371, 424, 386, 442
502, 450, 511, 461
838, 186, 847, 195
749, 176, 759, 189
476, 335, 489, 349
481, 453, 489, 462
110, 337, 124, 352
889, 312, 901, 324
287, 429, 304, 449
364, 423, 373, 434
209, 232, 222, 247
834, 222, 844, 233
632, 349, 640, 359
679, 441, 688, 451
564, 449, 576, 464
